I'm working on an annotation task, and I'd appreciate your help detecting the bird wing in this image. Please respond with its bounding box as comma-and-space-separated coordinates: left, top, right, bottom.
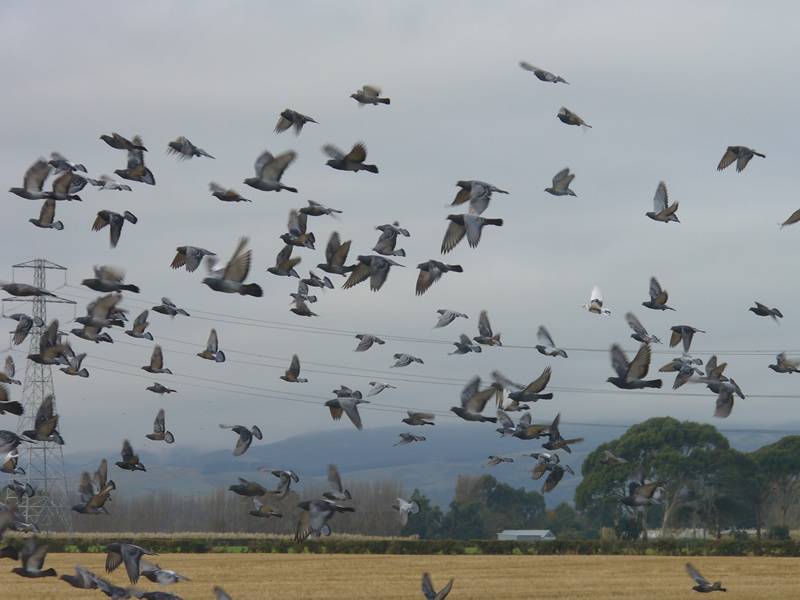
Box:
415, 267, 439, 296
610, 344, 630, 379
121, 439, 134, 462
464, 384, 495, 413
344, 143, 367, 163
648, 277, 663, 303
717, 147, 737, 171
627, 344, 652, 381
477, 310, 493, 337
362, 85, 381, 97
222, 237, 251, 283
96, 458, 108, 488
369, 260, 391, 291
686, 563, 710, 587
207, 329, 218, 353
625, 312, 648, 337
92, 211, 111, 232
328, 464, 344, 492
23, 159, 51, 192
274, 113, 292, 134
537, 326, 556, 348
324, 232, 341, 264
669, 329, 682, 348
552, 168, 570, 189
322, 144, 345, 160
736, 150, 753, 172
288, 354, 301, 377
653, 181, 668, 212
524, 366, 551, 394
170, 248, 187, 270
496, 409, 514, 429
463, 214, 483, 247
78, 472, 94, 501
542, 467, 565, 492
287, 209, 305, 235
460, 376, 481, 407
253, 150, 275, 177
132, 310, 149, 334
441, 220, 466, 254
422, 573, 437, 600
262, 151, 296, 182
153, 409, 165, 433
590, 286, 603, 304
342, 261, 371, 289
39, 198, 56, 225
4, 356, 14, 379
341, 401, 364, 430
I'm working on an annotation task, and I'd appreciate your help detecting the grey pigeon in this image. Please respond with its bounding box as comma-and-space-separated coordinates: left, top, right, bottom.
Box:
244, 150, 298, 192
248, 497, 282, 519
29, 199, 63, 230
171, 247, 216, 273
115, 439, 145, 472
281, 210, 315, 249
434, 309, 468, 329
141, 345, 172, 375
402, 411, 435, 426
167, 136, 214, 160
8, 313, 44, 346
583, 285, 611, 315
22, 394, 64, 444
643, 277, 674, 310
373, 222, 409, 257
87, 174, 132, 191
645, 181, 679, 223
268, 245, 302, 278
146, 382, 176, 394
355, 334, 385, 352
686, 562, 726, 593
218, 424, 262, 456
394, 433, 426, 447
9, 159, 52, 200
317, 232, 354, 277
114, 136, 155, 185
391, 353, 424, 368
474, 310, 502, 346
749, 301, 783, 322
0, 282, 56, 298
100, 132, 147, 152
343, 255, 404, 292
294, 498, 354, 542
325, 396, 369, 430
707, 378, 744, 418
557, 106, 591, 127
209, 182, 252, 203
545, 168, 577, 196
139, 560, 190, 585
104, 542, 156, 584
92, 210, 138, 247
350, 85, 390, 105
625, 312, 661, 344
368, 381, 396, 397
82, 265, 140, 294
0, 357, 20, 385
302, 271, 332, 289
300, 199, 342, 217
197, 329, 225, 362
441, 214, 503, 254
280, 354, 308, 383
422, 572, 454, 600
323, 142, 378, 173
416, 261, 463, 296
450, 180, 508, 215
507, 366, 554, 403
487, 455, 514, 466
535, 326, 567, 358
323, 464, 352, 501
450, 334, 482, 355
519, 61, 568, 83
669, 325, 705, 353
451, 376, 499, 423
59, 351, 89, 378
202, 237, 263, 297
274, 109, 318, 135
717, 146, 765, 172
769, 353, 800, 374
152, 297, 189, 318
261, 468, 300, 499
607, 343, 662, 389
145, 409, 174, 444
290, 296, 317, 317
125, 310, 154, 341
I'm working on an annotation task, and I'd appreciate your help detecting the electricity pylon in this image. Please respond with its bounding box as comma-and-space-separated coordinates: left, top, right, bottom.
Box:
1, 259, 75, 531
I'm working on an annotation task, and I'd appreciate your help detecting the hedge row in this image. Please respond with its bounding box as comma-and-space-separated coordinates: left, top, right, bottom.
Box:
9, 537, 800, 556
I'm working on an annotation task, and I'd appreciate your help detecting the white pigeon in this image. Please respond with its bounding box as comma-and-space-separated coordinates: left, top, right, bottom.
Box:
583, 286, 611, 315
367, 381, 397, 397
392, 497, 420, 526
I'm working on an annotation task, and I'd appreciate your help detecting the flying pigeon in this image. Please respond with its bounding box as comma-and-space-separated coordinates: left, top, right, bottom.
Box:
749, 302, 783, 322
142, 345, 172, 375
268, 245, 302, 278
167, 136, 214, 160
557, 107, 591, 127
646, 181, 679, 223
145, 409, 174, 444
125, 310, 153, 341
244, 150, 298, 192
114, 136, 155, 185
368, 381, 397, 397
441, 214, 504, 254
152, 297, 190, 318
392, 497, 420, 525
343, 255, 404, 292
717, 146, 764, 172
545, 168, 577, 196
209, 182, 252, 203
643, 277, 674, 311
219, 424, 263, 456
350, 85, 390, 105
317, 232, 353, 277
451, 376, 499, 423
280, 354, 308, 383
115, 439, 145, 472
686, 563, 726, 593
450, 180, 508, 215
416, 261, 463, 296
394, 433, 426, 447
294, 498, 354, 542
9, 159, 52, 200
402, 411, 435, 426
669, 325, 706, 353
323, 142, 378, 173
274, 108, 318, 135
422, 572, 454, 600
474, 310, 502, 346
171, 246, 216, 273
450, 334, 482, 355
29, 199, 63, 230
92, 210, 138, 247
519, 61, 568, 83
625, 312, 661, 344
197, 329, 225, 362
202, 237, 263, 297
434, 310, 468, 329
325, 396, 369, 430
607, 343, 662, 389
535, 326, 568, 358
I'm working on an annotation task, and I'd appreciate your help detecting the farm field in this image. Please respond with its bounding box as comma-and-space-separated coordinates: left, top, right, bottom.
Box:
0, 553, 796, 599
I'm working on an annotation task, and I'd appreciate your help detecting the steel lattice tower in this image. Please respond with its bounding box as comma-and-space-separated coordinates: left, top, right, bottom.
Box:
1, 259, 75, 531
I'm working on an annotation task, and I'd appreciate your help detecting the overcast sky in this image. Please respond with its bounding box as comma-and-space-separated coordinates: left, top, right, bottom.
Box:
1, 1, 799, 456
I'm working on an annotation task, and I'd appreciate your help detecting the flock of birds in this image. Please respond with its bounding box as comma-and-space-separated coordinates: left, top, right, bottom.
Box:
0, 60, 778, 595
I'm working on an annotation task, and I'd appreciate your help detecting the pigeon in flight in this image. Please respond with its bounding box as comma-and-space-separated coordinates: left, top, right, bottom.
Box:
300, 199, 342, 218
646, 181, 679, 223
323, 464, 352, 501
27, 319, 69, 365
545, 168, 577, 196
441, 214, 504, 254
450, 334, 482, 355
114, 136, 155, 185
82, 265, 140, 294
373, 222, 409, 257
12, 538, 57, 578
145, 409, 174, 444
209, 182, 252, 203
642, 277, 674, 311
171, 246, 216, 273
197, 329, 225, 362
323, 142, 379, 173
450, 180, 508, 215
686, 563, 726, 593
422, 572, 454, 600
281, 354, 308, 383
228, 477, 268, 497
487, 455, 514, 466
142, 345, 172, 375
474, 310, 502, 346
625, 312, 661, 344
100, 132, 147, 152
59, 350, 89, 378
139, 561, 190, 585
146, 382, 177, 395
261, 468, 300, 499
219, 424, 262, 456
244, 150, 298, 192
669, 325, 705, 353
780, 208, 800, 229
115, 439, 145, 472
451, 376, 499, 423
583, 286, 611, 315
507, 367, 554, 404
434, 310, 468, 329
294, 498, 354, 543
368, 381, 396, 397
268, 245, 302, 278
416, 261, 463, 296
392, 353, 424, 368
749, 302, 783, 322
281, 210, 316, 249
0, 282, 55, 298
394, 433, 426, 447
769, 353, 800, 374
29, 199, 63, 231
717, 146, 765, 172
392, 497, 420, 525
708, 378, 744, 418
535, 326, 568, 358
104, 542, 156, 585
92, 210, 138, 248
607, 344, 662, 389
152, 297, 190, 318
125, 310, 153, 341
86, 174, 132, 191
350, 85, 390, 105
557, 107, 591, 128
542, 413, 584, 453
9, 159, 52, 200
202, 237, 263, 297
8, 313, 44, 346
274, 108, 318, 135
22, 394, 63, 444
60, 566, 99, 589
167, 136, 214, 160
402, 411, 435, 426
291, 297, 317, 317
343, 255, 404, 292
0, 357, 20, 385
317, 232, 353, 277
354, 334, 385, 352
519, 61, 568, 83
248, 497, 282, 519
325, 395, 369, 430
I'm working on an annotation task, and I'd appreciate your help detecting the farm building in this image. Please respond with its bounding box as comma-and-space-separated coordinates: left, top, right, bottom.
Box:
496, 529, 556, 542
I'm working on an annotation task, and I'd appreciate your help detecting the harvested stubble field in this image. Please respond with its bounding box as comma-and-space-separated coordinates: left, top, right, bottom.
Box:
0, 554, 797, 599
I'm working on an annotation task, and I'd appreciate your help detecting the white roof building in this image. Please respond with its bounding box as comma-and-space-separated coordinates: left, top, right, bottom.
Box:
496, 529, 556, 541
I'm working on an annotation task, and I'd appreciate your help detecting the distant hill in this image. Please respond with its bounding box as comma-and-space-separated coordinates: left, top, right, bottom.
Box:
64, 423, 794, 509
